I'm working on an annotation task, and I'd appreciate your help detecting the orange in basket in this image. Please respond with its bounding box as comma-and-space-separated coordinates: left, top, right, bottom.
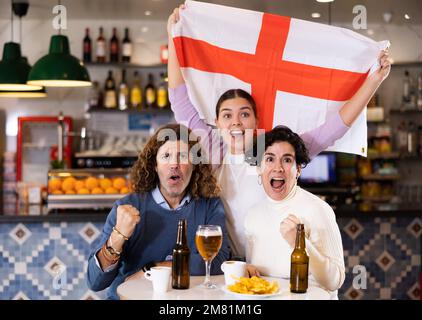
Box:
85, 177, 99, 190
100, 178, 112, 190
120, 187, 130, 194
61, 177, 76, 192
48, 178, 62, 192
113, 177, 127, 190
91, 187, 104, 194
105, 187, 119, 194
77, 188, 90, 195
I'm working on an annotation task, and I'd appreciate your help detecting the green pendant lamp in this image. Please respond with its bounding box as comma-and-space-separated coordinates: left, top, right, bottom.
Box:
0, 89, 47, 98
28, 34, 91, 87
0, 42, 43, 90
27, 0, 91, 88
0, 1, 43, 91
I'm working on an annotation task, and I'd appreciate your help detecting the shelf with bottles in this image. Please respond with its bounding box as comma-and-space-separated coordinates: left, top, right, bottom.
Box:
391, 68, 422, 113
360, 195, 394, 203
360, 174, 400, 181
85, 62, 167, 70
82, 26, 168, 66
86, 69, 171, 112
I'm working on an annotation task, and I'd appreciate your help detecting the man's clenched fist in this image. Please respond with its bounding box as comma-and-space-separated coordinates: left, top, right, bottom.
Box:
115, 205, 141, 239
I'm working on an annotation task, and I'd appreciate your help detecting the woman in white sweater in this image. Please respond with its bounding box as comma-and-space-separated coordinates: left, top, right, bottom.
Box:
244, 126, 345, 297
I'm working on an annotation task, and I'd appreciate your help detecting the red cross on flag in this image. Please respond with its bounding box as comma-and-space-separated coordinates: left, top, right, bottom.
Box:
172, 0, 390, 156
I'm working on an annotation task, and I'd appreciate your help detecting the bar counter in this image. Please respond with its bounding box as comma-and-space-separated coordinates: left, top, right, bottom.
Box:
1, 203, 421, 222
0, 204, 420, 300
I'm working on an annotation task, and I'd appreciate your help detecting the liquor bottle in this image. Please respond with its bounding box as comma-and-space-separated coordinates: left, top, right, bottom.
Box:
145, 73, 156, 109
156, 72, 169, 108
122, 27, 132, 63
407, 121, 417, 156
402, 70, 411, 105
130, 71, 142, 109
417, 73, 422, 110
104, 70, 117, 109
397, 121, 408, 154
96, 27, 106, 63
110, 27, 119, 63
86, 80, 101, 110
118, 69, 129, 110
290, 224, 309, 293
83, 28, 92, 63
172, 219, 190, 289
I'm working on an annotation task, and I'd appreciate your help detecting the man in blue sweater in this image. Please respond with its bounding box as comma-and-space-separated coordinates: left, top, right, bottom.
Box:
87, 124, 230, 299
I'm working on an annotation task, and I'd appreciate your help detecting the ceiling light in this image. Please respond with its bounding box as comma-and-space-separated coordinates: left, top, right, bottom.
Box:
0, 1, 42, 92
27, 35, 91, 87
144, 10, 152, 16
404, 14, 410, 20
316, 0, 334, 3
311, 13, 321, 18
0, 43, 43, 91
0, 87, 47, 98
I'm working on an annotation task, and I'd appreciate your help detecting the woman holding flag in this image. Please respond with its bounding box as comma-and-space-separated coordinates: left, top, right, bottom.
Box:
167, 3, 391, 259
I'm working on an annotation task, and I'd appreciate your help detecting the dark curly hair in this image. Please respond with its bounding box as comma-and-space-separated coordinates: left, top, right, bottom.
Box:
254, 125, 310, 168
130, 123, 220, 198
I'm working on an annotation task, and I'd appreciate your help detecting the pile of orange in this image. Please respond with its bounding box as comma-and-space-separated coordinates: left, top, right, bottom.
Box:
48, 176, 131, 195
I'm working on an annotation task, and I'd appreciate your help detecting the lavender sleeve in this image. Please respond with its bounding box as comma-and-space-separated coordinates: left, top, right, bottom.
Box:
169, 84, 224, 167
300, 111, 349, 159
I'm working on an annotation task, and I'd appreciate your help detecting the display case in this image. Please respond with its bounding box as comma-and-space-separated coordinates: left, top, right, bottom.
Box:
47, 168, 131, 210
17, 116, 73, 184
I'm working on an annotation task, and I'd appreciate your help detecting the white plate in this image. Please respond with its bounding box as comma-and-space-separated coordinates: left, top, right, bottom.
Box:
222, 285, 281, 299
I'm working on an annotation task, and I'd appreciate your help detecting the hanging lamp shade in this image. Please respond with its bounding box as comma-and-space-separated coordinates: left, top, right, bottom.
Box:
0, 42, 43, 91
27, 35, 91, 87
0, 87, 47, 98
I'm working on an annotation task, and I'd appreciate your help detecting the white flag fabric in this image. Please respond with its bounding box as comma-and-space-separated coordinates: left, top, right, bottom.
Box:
172, 0, 389, 156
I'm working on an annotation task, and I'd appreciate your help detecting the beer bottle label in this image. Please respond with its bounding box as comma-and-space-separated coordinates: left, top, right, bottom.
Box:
123, 43, 132, 57
131, 88, 142, 106
146, 88, 156, 104
157, 89, 167, 108
104, 91, 116, 108
97, 41, 105, 57
110, 42, 118, 54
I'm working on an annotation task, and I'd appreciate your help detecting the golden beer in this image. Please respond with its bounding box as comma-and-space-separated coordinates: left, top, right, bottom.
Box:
195, 233, 222, 261
196, 225, 222, 289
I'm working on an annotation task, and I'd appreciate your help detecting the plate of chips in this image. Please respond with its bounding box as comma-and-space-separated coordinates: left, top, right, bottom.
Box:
222, 276, 281, 299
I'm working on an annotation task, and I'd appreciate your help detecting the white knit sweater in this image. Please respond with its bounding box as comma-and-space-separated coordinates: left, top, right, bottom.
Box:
244, 186, 345, 297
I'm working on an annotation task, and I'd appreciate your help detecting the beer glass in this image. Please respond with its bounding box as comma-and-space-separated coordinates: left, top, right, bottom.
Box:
195, 225, 223, 289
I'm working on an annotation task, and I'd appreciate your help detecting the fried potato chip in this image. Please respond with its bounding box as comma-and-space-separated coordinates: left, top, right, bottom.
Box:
227, 276, 279, 295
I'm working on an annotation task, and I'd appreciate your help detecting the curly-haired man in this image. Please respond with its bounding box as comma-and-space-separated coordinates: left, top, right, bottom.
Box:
87, 124, 230, 299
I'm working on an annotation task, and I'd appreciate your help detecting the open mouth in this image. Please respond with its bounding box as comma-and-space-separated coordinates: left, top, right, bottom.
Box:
270, 177, 285, 190
230, 129, 244, 137
169, 174, 181, 182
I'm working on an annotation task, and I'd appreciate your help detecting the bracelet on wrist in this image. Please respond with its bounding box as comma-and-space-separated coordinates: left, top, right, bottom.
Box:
112, 226, 129, 241
108, 237, 122, 255
101, 245, 119, 264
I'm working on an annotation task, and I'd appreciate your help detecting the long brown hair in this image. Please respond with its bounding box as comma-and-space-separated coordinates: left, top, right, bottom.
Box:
130, 123, 220, 198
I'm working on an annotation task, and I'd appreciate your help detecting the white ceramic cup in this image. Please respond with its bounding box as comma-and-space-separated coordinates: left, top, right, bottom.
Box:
144, 266, 171, 293
221, 261, 247, 286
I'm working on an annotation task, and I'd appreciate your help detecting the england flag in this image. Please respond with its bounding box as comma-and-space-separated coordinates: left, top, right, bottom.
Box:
172, 0, 389, 156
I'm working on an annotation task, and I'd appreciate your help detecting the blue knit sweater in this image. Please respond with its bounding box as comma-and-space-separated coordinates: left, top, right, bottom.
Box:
86, 192, 230, 299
